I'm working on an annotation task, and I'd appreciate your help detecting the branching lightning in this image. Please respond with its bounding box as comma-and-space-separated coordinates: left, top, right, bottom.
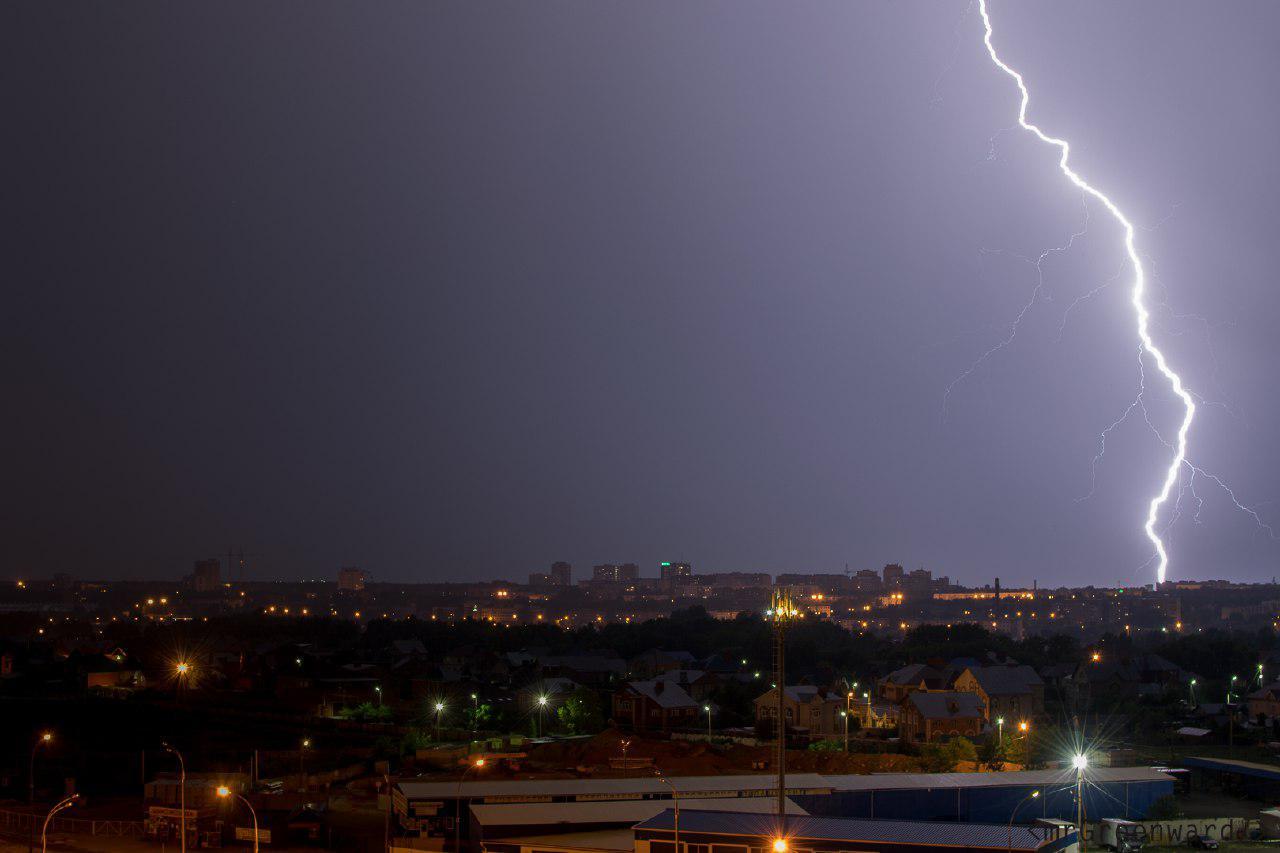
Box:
975, 0, 1195, 584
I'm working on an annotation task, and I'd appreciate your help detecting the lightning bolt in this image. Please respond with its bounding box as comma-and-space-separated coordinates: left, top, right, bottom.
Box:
975, 0, 1194, 584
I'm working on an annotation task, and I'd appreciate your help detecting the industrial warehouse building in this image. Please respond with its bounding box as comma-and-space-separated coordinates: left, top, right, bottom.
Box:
392, 768, 1170, 851
634, 810, 1078, 853
801, 767, 1174, 823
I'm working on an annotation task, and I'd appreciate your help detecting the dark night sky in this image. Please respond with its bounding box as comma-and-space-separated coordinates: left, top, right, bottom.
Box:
5, 2, 1280, 586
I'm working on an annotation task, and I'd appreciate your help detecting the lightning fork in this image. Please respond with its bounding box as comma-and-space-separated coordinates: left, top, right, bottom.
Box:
976, 0, 1195, 583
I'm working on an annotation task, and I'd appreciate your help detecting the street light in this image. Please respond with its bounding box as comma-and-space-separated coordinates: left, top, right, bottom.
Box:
299, 738, 311, 788
41, 794, 78, 853
30, 731, 52, 805
1228, 675, 1238, 705
161, 742, 186, 853
704, 705, 713, 739
455, 757, 487, 853
840, 711, 849, 753
1007, 790, 1040, 853
772, 839, 788, 853
996, 717, 1004, 743
654, 767, 680, 853
216, 786, 258, 853
375, 685, 383, 706
436, 702, 446, 738
1072, 754, 1088, 852
535, 696, 548, 738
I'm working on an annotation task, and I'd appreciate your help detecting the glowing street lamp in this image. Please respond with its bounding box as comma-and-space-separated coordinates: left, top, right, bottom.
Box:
41, 794, 78, 853
1072, 753, 1087, 849
455, 757, 488, 852
996, 717, 1004, 742
535, 695, 548, 738
435, 701, 446, 738
161, 742, 187, 853
704, 705, 713, 739
1007, 790, 1040, 853
216, 786, 258, 853
374, 685, 382, 706
30, 731, 53, 805
299, 738, 311, 787
840, 711, 849, 752
1228, 675, 1238, 704
772, 839, 788, 853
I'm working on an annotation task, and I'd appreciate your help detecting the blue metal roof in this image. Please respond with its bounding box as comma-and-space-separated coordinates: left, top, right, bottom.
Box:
1183, 757, 1280, 782
636, 809, 1055, 850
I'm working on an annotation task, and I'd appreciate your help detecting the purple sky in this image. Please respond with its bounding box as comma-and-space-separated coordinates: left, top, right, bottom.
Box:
6, 1, 1280, 586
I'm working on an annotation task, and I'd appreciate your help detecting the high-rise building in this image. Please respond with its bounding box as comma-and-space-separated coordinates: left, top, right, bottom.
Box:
338, 566, 367, 592
660, 561, 692, 581
549, 561, 572, 586
882, 563, 904, 587
617, 562, 639, 581
192, 559, 221, 593
593, 564, 619, 582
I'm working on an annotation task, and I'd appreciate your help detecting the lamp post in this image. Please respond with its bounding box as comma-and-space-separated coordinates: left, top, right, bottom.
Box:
704, 705, 713, 739
1189, 678, 1197, 705
161, 742, 186, 853
535, 696, 547, 738
654, 767, 679, 853
29, 731, 52, 804
863, 692, 870, 726
375, 685, 383, 706
41, 794, 78, 853
299, 738, 311, 788
471, 694, 479, 733
436, 702, 446, 739
1228, 675, 1238, 705
454, 756, 486, 853
216, 786, 258, 853
1072, 754, 1088, 853
1258, 663, 1266, 688
997, 717, 1004, 744
1006, 790, 1040, 853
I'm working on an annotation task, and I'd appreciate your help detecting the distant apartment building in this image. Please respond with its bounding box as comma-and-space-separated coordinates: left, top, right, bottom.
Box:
882, 563, 905, 587
592, 563, 640, 582
852, 569, 883, 593
192, 559, 221, 593
659, 561, 692, 581
337, 566, 367, 592
549, 561, 572, 586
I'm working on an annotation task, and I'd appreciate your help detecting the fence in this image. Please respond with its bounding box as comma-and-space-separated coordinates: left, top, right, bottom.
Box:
0, 808, 145, 837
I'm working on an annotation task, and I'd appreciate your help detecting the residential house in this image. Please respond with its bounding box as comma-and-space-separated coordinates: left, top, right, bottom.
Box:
753, 685, 844, 739
1247, 682, 1280, 723
612, 680, 698, 732
878, 664, 948, 703
653, 669, 719, 702
952, 665, 1044, 722
900, 691, 984, 742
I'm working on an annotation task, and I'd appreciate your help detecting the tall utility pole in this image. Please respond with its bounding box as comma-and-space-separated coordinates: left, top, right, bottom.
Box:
770, 587, 799, 840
